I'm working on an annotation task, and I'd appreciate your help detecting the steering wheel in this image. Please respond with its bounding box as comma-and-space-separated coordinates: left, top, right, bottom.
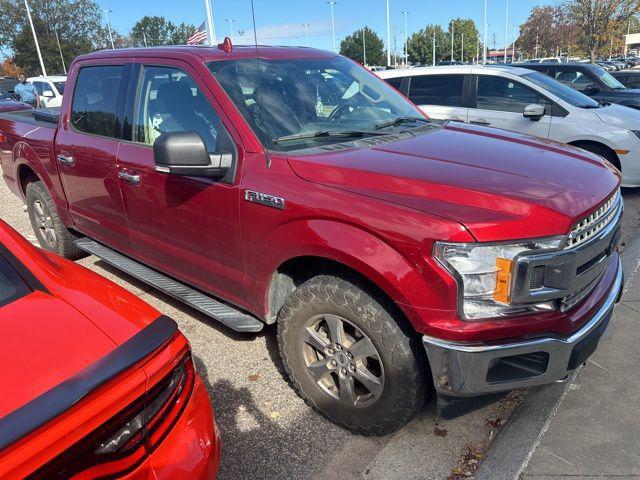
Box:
327, 104, 354, 123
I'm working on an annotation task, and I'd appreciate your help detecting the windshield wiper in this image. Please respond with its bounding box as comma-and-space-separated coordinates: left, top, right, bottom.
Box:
373, 116, 429, 130
273, 129, 387, 144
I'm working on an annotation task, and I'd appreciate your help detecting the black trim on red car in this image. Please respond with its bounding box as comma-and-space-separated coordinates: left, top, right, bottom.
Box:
0, 315, 178, 452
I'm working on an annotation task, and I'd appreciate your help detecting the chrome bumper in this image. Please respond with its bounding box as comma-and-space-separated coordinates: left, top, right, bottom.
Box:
423, 257, 623, 397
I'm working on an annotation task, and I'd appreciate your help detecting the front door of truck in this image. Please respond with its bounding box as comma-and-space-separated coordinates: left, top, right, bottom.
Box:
467, 74, 552, 138
55, 61, 132, 251
116, 61, 246, 305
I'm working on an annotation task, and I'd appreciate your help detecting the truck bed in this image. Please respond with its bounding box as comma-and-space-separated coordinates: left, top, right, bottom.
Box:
0, 107, 59, 129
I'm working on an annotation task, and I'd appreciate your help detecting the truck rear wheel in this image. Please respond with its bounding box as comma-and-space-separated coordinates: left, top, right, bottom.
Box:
277, 275, 426, 435
25, 181, 86, 260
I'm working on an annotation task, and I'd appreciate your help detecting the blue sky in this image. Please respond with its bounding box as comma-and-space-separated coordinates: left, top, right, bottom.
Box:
103, 0, 561, 52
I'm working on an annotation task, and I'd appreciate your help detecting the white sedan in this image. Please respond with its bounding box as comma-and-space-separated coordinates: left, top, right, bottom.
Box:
27, 75, 66, 108
379, 65, 640, 187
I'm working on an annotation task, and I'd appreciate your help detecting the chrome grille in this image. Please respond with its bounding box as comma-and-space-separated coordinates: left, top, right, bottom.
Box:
565, 189, 621, 250
560, 273, 604, 311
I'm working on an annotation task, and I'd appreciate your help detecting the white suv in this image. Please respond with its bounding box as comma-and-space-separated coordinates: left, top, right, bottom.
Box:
27, 75, 66, 108
379, 65, 640, 187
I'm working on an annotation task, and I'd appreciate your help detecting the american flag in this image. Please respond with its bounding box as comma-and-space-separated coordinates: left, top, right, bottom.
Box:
187, 22, 208, 45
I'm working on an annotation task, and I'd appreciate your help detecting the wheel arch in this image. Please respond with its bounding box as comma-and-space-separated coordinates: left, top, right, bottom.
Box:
568, 139, 621, 171
257, 219, 457, 333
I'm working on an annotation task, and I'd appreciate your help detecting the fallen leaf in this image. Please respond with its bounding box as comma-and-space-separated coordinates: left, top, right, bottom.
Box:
434, 426, 448, 437
248, 374, 259, 382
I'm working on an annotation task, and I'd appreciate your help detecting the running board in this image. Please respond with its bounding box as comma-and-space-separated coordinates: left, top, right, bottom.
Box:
75, 238, 263, 333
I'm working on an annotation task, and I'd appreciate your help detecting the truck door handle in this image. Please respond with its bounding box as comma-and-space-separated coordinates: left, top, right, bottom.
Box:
470, 120, 491, 126
118, 170, 141, 185
57, 154, 75, 166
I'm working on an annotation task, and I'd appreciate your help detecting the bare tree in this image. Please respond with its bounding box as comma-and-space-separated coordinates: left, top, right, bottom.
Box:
565, 0, 640, 61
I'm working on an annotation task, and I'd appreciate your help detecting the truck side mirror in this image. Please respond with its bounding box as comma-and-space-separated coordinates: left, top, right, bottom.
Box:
153, 131, 229, 179
523, 103, 545, 121
42, 90, 54, 98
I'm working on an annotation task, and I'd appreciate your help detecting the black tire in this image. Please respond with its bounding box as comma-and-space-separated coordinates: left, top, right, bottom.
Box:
25, 181, 86, 260
576, 143, 621, 172
277, 275, 426, 435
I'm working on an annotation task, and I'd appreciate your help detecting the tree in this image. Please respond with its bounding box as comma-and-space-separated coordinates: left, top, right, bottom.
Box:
0, 0, 103, 75
447, 18, 480, 63
519, 6, 580, 59
339, 27, 385, 66
0, 59, 24, 77
171, 22, 197, 45
130, 16, 194, 46
564, 0, 640, 61
406, 25, 447, 65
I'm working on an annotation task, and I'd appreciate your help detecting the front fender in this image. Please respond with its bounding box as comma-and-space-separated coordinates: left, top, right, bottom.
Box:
250, 218, 468, 332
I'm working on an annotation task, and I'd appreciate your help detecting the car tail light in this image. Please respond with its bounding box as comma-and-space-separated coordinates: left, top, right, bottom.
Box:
28, 353, 195, 479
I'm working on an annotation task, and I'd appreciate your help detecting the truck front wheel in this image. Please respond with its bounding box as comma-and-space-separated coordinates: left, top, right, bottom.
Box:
25, 181, 86, 260
277, 275, 426, 435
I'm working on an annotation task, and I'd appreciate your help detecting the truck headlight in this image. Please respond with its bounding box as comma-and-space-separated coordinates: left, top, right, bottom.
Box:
434, 237, 564, 320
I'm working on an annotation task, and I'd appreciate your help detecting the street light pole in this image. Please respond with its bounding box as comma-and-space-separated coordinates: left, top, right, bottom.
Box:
24, 0, 47, 76
512, 24, 516, 61
450, 22, 454, 61
327, 1, 337, 52
204, 0, 217, 46
535, 33, 539, 58
54, 28, 66, 74
103, 9, 115, 49
504, 0, 508, 63
401, 11, 408, 66
225, 19, 235, 41
385, 0, 391, 66
461, 33, 464, 63
482, 0, 487, 64
432, 30, 436, 66
303, 23, 310, 47
362, 27, 367, 66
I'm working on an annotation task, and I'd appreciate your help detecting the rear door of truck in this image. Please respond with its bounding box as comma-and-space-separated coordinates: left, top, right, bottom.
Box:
54, 58, 132, 251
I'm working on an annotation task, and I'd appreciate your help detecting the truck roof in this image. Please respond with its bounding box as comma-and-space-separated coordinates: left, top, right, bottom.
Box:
75, 44, 337, 63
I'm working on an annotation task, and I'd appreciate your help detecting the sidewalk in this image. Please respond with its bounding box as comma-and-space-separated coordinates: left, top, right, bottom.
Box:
521, 235, 640, 479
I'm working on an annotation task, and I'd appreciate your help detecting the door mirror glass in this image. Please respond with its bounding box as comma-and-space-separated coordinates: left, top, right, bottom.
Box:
523, 103, 545, 121
584, 84, 600, 95
153, 131, 229, 179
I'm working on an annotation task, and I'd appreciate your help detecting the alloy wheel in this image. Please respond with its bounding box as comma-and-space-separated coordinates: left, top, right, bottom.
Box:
33, 199, 57, 248
301, 313, 384, 408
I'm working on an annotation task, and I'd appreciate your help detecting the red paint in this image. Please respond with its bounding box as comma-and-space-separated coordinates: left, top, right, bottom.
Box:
0, 45, 621, 348
0, 220, 220, 478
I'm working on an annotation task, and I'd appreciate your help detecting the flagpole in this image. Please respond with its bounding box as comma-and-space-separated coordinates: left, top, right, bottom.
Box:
23, 0, 47, 76
204, 0, 217, 45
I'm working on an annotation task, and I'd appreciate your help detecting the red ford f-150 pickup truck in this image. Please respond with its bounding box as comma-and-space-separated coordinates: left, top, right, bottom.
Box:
0, 43, 624, 435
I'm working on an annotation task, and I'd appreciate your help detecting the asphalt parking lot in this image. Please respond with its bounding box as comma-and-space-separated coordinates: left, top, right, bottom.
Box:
1, 181, 639, 480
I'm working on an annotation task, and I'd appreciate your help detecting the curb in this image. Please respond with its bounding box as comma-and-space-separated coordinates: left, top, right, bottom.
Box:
475, 230, 640, 480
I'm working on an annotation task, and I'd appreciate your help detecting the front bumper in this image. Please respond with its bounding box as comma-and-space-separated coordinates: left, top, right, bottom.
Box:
423, 256, 623, 402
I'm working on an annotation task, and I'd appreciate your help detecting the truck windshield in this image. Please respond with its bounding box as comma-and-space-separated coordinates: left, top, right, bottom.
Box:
522, 71, 600, 108
0, 86, 11, 100
208, 57, 422, 151
597, 69, 626, 90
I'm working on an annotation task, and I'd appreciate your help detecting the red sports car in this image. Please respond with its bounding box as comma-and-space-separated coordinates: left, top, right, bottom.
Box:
0, 220, 220, 479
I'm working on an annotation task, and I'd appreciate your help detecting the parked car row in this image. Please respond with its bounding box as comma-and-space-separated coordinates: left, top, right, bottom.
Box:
380, 64, 640, 187
0, 43, 626, 476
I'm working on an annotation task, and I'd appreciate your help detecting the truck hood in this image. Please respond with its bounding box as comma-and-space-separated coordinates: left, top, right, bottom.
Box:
288, 123, 620, 241
0, 291, 116, 418
593, 102, 640, 128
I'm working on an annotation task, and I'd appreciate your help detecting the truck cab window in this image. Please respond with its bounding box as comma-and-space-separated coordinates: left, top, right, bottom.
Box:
133, 66, 233, 154
71, 65, 124, 138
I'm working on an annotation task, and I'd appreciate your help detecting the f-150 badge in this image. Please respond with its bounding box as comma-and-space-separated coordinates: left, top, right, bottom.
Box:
244, 190, 285, 210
